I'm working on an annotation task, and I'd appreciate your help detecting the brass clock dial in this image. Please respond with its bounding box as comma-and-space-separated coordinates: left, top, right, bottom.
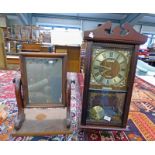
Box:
90, 48, 131, 90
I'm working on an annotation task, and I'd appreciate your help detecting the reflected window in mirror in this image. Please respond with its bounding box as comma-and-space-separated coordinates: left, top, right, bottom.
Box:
25, 57, 62, 105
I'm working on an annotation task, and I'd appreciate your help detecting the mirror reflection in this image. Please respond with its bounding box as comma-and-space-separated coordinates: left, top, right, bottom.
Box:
25, 57, 62, 105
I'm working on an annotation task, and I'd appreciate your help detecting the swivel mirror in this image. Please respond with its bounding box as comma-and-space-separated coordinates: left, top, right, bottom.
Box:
13, 52, 71, 136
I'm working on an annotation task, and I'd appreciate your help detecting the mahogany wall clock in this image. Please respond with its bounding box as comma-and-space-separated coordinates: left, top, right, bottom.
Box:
80, 21, 147, 130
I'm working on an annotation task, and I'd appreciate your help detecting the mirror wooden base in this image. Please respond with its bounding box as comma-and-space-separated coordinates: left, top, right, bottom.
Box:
12, 108, 72, 136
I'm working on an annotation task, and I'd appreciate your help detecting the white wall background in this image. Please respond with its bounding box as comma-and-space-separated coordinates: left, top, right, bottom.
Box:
32, 17, 81, 28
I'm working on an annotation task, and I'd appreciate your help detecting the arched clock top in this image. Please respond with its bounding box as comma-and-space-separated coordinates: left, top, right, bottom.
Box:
84, 21, 147, 45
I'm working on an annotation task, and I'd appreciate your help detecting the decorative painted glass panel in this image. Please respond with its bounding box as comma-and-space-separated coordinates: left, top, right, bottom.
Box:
86, 91, 126, 126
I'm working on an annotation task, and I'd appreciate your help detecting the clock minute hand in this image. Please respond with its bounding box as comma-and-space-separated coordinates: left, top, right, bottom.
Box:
100, 65, 111, 70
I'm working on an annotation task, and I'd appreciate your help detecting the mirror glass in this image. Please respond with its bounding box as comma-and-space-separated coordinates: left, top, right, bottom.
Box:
25, 57, 62, 105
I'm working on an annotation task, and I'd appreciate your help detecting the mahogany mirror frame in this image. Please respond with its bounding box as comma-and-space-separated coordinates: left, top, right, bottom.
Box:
20, 52, 67, 108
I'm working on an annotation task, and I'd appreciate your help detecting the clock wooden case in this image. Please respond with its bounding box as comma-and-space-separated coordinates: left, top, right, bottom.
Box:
80, 21, 147, 130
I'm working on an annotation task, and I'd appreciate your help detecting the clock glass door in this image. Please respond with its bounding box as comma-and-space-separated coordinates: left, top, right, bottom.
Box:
86, 43, 133, 126
86, 91, 126, 126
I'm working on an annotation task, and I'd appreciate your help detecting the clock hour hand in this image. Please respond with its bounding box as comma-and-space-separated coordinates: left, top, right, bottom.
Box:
102, 69, 110, 74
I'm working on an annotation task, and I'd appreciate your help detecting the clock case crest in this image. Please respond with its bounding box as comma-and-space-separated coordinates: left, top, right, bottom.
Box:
80, 21, 147, 130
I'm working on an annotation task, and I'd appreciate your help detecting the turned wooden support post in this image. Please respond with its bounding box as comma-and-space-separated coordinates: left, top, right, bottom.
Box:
13, 77, 25, 130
